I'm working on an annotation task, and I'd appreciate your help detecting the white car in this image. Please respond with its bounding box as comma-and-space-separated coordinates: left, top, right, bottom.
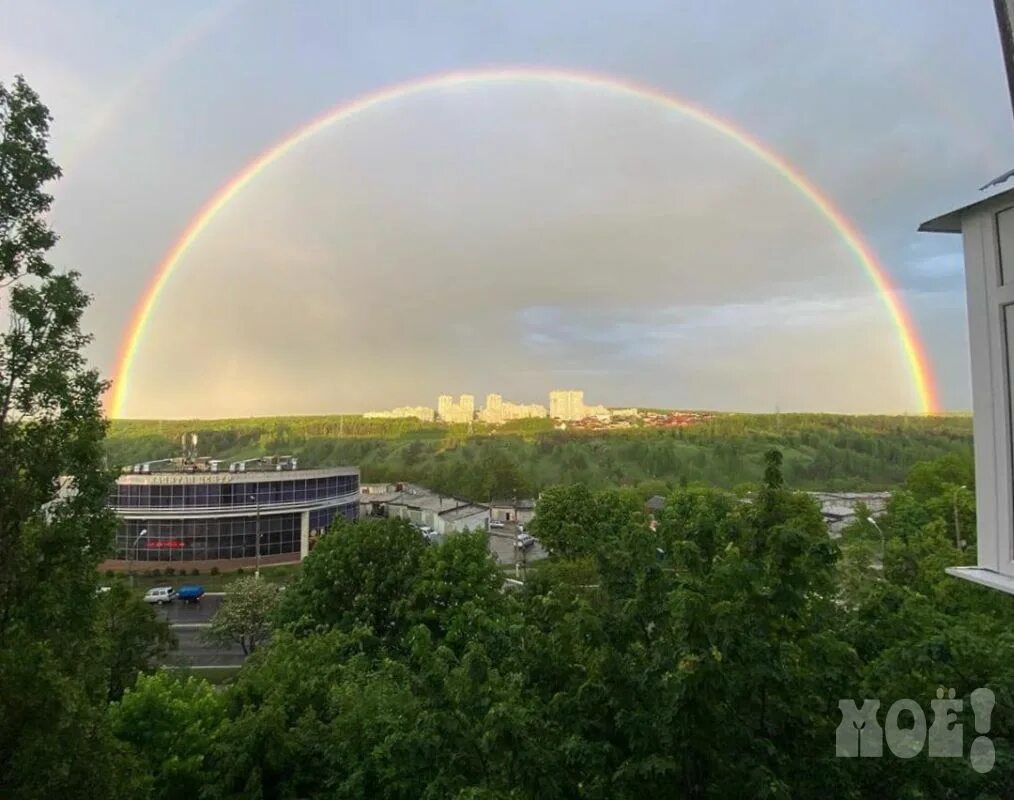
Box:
516, 532, 535, 549
143, 586, 174, 605
490, 520, 505, 529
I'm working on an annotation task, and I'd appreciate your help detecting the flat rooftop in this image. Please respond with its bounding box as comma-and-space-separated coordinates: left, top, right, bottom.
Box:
123, 455, 308, 475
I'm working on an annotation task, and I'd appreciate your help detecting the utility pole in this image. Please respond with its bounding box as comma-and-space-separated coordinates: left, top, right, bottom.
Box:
953, 485, 967, 549
250, 493, 262, 578
867, 517, 886, 568
129, 528, 147, 588
512, 488, 520, 579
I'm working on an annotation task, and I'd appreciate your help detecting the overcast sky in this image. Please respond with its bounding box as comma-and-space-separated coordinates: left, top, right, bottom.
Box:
3, 0, 1012, 417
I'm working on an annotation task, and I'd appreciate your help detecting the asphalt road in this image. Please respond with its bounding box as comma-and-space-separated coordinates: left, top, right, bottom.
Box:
154, 594, 222, 624
151, 595, 248, 667
166, 625, 247, 667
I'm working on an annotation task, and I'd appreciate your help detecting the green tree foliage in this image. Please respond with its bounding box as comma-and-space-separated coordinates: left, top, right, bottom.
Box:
95, 582, 175, 701
105, 412, 973, 500
108, 672, 228, 800
101, 455, 1014, 798
529, 483, 643, 557
832, 456, 1014, 798
0, 75, 146, 799
205, 575, 282, 655
277, 516, 427, 640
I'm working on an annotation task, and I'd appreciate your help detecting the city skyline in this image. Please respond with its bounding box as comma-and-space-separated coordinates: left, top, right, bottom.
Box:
367, 388, 618, 424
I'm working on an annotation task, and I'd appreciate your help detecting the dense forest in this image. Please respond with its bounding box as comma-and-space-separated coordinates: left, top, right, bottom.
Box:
106, 413, 974, 498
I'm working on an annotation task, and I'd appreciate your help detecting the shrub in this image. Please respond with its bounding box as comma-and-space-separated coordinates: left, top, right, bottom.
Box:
236, 568, 245, 576
191, 568, 200, 576
105, 569, 115, 578
150, 568, 162, 578
210, 566, 220, 576
164, 567, 175, 577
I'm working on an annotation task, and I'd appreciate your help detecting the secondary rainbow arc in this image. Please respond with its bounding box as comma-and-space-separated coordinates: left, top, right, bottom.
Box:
109, 66, 940, 417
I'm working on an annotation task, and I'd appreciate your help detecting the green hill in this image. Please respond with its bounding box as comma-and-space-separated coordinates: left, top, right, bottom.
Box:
105, 413, 974, 501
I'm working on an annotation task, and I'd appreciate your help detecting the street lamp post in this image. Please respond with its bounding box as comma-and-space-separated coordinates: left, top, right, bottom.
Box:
250, 493, 261, 578
953, 485, 967, 549
129, 528, 147, 588
512, 489, 519, 579
866, 516, 886, 568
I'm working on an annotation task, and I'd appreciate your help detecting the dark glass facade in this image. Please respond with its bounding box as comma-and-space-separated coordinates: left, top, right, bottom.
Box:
110, 470, 358, 562
109, 474, 358, 510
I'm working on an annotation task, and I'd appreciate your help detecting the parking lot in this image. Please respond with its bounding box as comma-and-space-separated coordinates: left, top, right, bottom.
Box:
487, 523, 547, 569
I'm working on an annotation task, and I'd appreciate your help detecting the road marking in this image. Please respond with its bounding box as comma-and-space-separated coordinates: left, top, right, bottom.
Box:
170, 622, 211, 629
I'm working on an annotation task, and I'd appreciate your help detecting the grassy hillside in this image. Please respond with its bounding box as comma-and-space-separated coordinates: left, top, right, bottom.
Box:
105, 413, 974, 500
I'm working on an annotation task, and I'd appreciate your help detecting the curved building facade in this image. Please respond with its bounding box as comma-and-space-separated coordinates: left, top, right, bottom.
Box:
108, 462, 359, 564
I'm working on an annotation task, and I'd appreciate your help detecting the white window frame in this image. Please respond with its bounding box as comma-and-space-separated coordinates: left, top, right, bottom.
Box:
943, 194, 1014, 593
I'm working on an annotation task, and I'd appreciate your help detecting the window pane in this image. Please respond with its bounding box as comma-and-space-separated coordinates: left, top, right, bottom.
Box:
998, 207, 1014, 285
1007, 304, 1014, 564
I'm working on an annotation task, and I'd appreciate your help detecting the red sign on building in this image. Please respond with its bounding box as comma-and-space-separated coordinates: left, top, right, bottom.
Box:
146, 539, 185, 549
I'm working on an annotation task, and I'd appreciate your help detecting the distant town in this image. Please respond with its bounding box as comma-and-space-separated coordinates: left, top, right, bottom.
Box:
364, 389, 711, 430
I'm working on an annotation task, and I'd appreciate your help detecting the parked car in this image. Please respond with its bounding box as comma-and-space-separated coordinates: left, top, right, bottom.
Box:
516, 532, 535, 549
176, 584, 205, 603
490, 520, 505, 529
143, 586, 174, 605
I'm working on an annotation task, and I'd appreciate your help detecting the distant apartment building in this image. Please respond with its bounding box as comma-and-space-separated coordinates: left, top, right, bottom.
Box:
364, 406, 435, 422
503, 402, 548, 420
479, 394, 548, 424
437, 394, 475, 424
549, 390, 584, 421
549, 389, 614, 421
479, 393, 504, 423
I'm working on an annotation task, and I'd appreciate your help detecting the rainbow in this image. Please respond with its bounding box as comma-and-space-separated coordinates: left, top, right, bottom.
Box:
109, 66, 940, 417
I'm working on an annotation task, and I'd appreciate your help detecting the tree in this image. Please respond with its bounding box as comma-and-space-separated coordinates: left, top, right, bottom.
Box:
529, 484, 643, 557
276, 516, 426, 640
95, 582, 175, 701
0, 75, 145, 799
109, 672, 227, 800
205, 575, 281, 655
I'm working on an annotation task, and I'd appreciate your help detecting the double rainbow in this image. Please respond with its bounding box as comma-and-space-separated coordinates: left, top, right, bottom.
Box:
109, 66, 940, 417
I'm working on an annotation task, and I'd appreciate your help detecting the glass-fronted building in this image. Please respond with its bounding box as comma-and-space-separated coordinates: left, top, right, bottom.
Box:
108, 460, 359, 564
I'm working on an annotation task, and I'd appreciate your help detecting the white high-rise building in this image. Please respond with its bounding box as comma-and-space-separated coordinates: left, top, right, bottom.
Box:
549, 390, 585, 421
437, 395, 454, 421
549, 390, 613, 421
480, 393, 504, 424
437, 394, 475, 424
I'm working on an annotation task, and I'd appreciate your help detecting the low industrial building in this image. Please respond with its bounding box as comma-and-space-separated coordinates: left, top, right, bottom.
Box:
489, 498, 536, 526
360, 483, 490, 534
105, 456, 359, 569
